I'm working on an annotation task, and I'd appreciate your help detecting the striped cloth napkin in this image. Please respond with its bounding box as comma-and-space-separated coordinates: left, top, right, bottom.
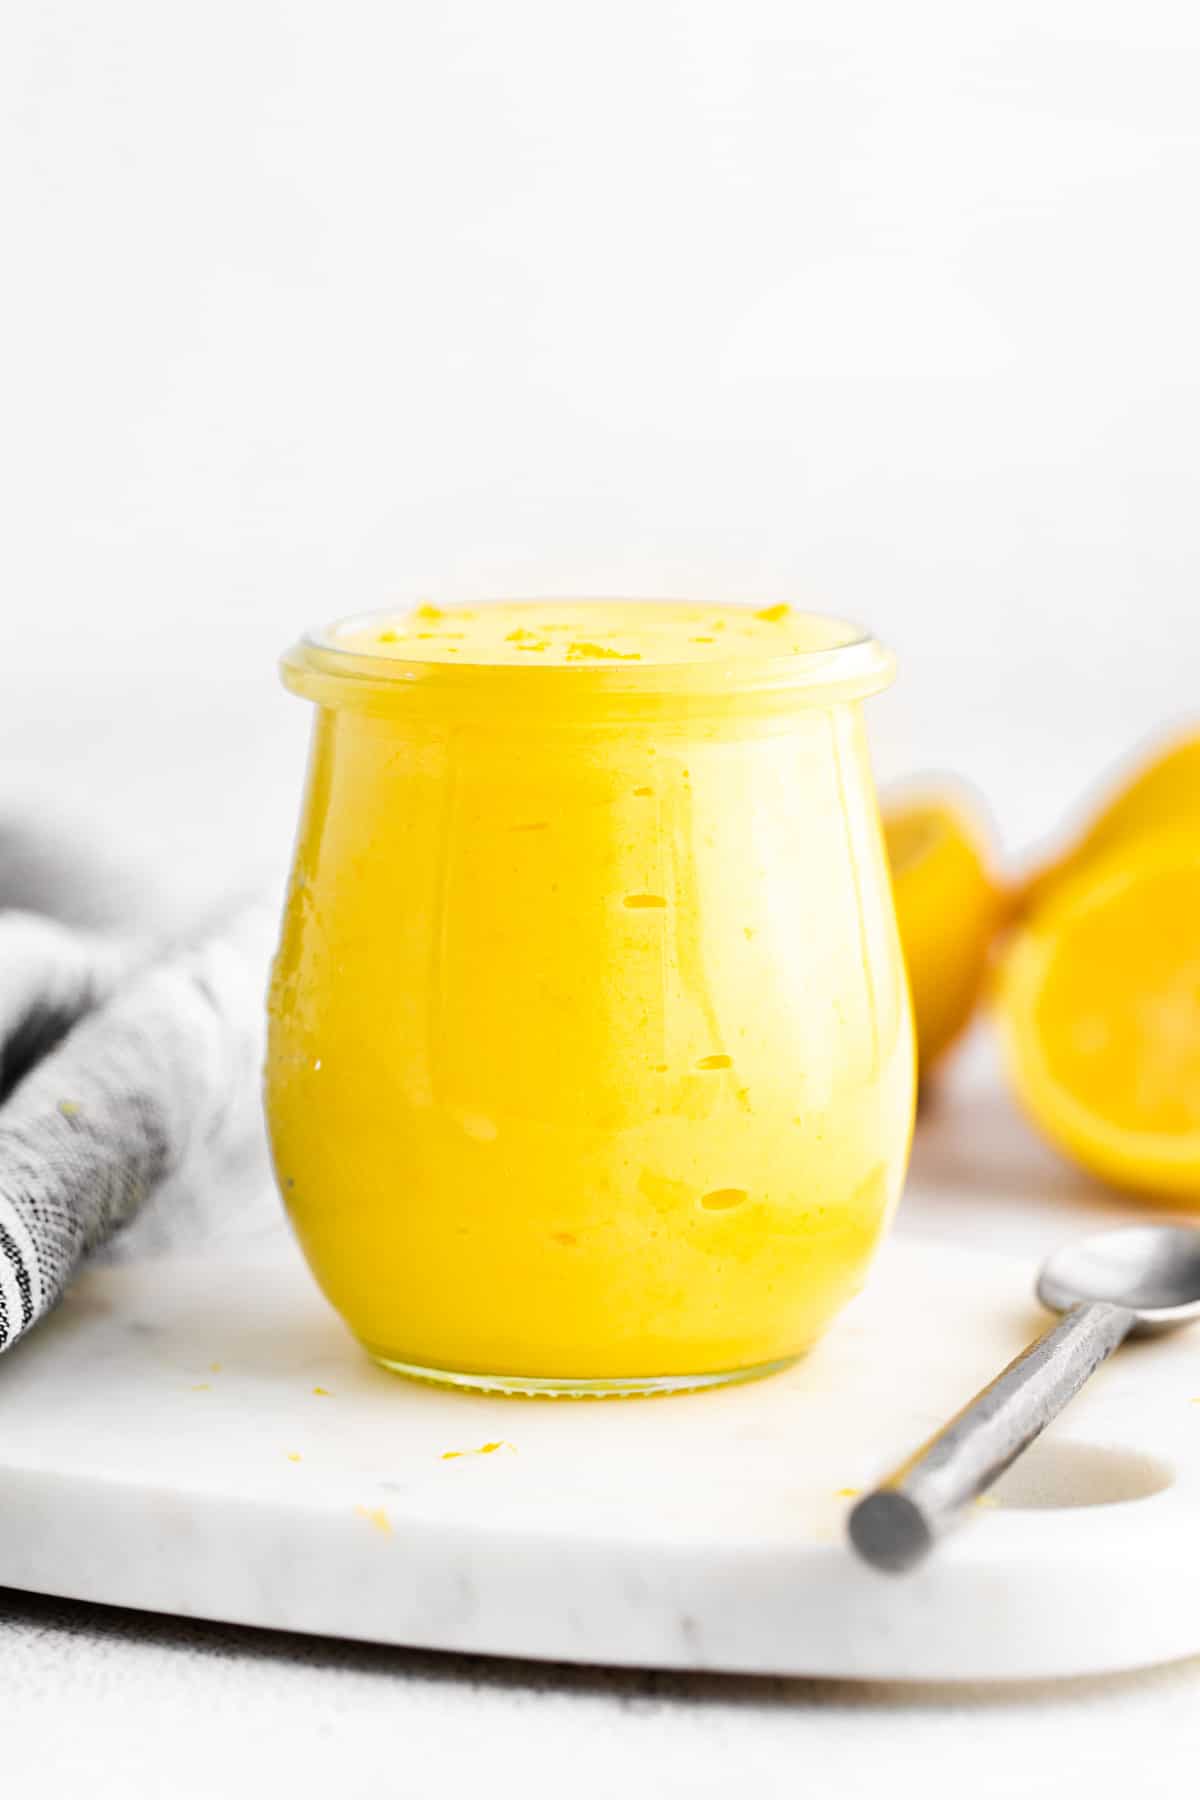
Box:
0, 832, 276, 1353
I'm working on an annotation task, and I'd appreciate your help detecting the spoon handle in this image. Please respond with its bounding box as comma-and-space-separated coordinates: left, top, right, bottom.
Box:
848, 1299, 1136, 1572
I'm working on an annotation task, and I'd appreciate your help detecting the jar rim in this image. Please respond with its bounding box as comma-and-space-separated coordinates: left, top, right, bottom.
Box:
284, 600, 895, 714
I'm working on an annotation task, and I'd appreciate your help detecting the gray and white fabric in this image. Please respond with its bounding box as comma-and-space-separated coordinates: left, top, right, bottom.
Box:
0, 872, 275, 1354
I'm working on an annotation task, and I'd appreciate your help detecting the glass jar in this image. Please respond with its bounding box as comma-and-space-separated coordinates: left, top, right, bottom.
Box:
266, 601, 914, 1395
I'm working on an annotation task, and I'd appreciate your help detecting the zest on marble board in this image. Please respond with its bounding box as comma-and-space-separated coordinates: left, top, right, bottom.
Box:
266, 601, 914, 1392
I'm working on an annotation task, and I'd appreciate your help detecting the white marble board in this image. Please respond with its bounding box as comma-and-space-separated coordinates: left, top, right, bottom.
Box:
0, 1226, 1197, 1682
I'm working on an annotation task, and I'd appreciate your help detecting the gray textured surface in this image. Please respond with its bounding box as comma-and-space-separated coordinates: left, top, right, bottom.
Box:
3, 1586, 1200, 1800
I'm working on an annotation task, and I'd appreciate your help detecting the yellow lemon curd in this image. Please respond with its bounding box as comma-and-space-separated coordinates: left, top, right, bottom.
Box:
266, 601, 914, 1395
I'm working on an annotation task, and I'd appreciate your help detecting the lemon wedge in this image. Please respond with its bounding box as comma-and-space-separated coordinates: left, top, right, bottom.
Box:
883, 794, 1001, 1075
999, 832, 1200, 1203
1023, 729, 1200, 913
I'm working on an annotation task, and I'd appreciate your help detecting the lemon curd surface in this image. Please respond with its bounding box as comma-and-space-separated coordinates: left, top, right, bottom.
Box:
266, 601, 915, 1394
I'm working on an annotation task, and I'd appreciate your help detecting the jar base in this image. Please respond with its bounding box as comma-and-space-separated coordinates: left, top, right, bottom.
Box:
365, 1349, 798, 1399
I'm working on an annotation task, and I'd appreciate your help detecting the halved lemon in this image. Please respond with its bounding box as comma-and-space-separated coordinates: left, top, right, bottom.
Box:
883, 793, 1002, 1075
1022, 728, 1200, 914
999, 832, 1200, 1203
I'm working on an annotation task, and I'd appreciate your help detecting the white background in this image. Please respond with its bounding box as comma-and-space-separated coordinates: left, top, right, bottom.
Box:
5, 6, 1200, 1792
5, 0, 1200, 913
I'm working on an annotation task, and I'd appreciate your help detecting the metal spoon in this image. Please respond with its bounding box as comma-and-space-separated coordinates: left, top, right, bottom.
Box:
848, 1224, 1200, 1573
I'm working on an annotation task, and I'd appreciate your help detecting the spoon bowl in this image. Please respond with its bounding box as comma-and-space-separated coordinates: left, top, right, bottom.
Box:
1037, 1224, 1200, 1334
